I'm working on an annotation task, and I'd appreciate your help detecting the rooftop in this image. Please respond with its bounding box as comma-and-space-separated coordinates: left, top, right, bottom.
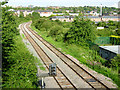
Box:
99, 45, 120, 54
35, 10, 53, 12
51, 16, 74, 19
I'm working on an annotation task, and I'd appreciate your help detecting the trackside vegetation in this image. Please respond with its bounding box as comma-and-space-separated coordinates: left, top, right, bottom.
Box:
2, 5, 43, 88
1, 2, 120, 88
31, 14, 120, 88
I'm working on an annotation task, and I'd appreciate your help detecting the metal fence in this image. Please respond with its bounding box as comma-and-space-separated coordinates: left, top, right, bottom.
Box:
94, 36, 120, 45
95, 37, 111, 45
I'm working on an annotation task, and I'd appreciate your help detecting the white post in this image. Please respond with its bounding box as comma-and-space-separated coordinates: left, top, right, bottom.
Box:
100, 4, 102, 16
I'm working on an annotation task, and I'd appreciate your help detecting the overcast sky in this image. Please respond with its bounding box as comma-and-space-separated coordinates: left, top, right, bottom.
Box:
3, 0, 120, 8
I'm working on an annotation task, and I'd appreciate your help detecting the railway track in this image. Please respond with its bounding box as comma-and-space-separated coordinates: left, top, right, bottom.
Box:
21, 23, 76, 89
20, 22, 110, 90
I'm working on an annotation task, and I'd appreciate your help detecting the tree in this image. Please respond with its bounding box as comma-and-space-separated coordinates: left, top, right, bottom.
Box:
97, 21, 106, 27
48, 24, 64, 41
64, 17, 96, 46
32, 12, 40, 19
107, 20, 115, 26
41, 20, 52, 31
19, 11, 24, 18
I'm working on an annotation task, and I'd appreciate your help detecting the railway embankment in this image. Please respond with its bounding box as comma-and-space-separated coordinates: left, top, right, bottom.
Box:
20, 22, 118, 89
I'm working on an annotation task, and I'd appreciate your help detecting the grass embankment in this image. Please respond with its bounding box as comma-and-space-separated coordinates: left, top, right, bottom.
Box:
3, 33, 45, 88
31, 25, 120, 88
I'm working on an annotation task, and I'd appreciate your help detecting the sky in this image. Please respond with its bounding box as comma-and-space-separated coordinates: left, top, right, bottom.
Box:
2, 0, 120, 8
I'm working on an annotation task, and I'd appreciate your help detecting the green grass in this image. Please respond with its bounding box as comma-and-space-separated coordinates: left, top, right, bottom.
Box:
30, 25, 120, 88
22, 34, 25, 39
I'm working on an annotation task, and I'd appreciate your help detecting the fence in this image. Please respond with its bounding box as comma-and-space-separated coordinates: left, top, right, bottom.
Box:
95, 37, 111, 45
95, 36, 120, 45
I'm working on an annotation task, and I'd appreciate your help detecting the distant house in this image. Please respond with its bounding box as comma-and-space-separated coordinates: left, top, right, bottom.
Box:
48, 6, 60, 9
13, 10, 33, 17
99, 45, 120, 60
66, 10, 70, 13
13, 10, 20, 17
103, 13, 109, 16
113, 13, 117, 16
37, 11, 53, 17
89, 11, 99, 16
53, 13, 64, 16
50, 16, 74, 22
23, 10, 34, 17
69, 13, 79, 16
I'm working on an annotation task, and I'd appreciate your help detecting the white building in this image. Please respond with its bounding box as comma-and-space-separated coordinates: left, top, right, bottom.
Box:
69, 13, 79, 16
50, 16, 74, 22
39, 11, 53, 17
89, 11, 99, 16
23, 10, 34, 17
14, 10, 20, 17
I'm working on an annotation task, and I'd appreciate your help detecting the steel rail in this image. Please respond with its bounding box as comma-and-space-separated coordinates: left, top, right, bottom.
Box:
26, 22, 110, 90
21, 23, 77, 89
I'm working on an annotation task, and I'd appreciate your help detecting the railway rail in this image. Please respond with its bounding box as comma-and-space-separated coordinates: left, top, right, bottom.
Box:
21, 23, 77, 89
20, 22, 110, 90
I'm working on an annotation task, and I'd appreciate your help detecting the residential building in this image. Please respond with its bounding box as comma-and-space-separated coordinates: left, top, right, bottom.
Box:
23, 10, 34, 17
89, 11, 99, 16
13, 10, 33, 17
37, 11, 53, 17
50, 16, 74, 22
69, 13, 79, 16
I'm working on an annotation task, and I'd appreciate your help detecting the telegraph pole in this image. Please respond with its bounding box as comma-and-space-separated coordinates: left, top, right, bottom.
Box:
99, 4, 103, 21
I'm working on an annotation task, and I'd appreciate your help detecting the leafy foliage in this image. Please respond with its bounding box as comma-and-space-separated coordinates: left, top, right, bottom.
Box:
111, 55, 120, 72
64, 17, 96, 46
2, 36, 38, 88
97, 21, 106, 27
48, 25, 67, 41
2, 6, 38, 88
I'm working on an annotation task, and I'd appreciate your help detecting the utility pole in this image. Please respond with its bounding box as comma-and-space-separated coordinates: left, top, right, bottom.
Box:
99, 4, 103, 21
